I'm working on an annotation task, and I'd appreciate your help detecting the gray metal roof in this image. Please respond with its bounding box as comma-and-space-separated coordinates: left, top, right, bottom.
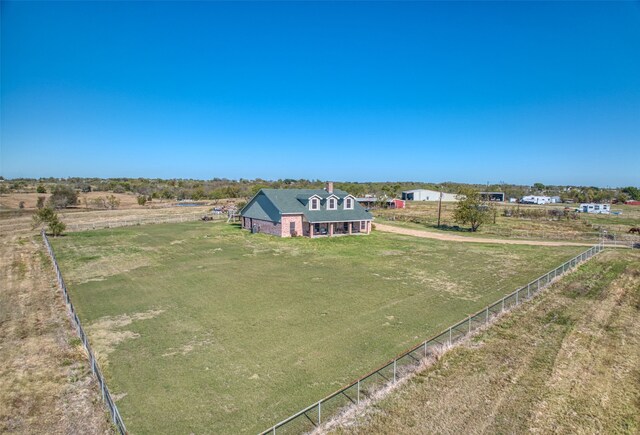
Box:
241, 188, 373, 223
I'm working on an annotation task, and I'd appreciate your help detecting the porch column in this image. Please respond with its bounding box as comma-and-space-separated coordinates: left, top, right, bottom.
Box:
348, 222, 352, 235
309, 223, 314, 238
367, 221, 371, 234
329, 223, 334, 237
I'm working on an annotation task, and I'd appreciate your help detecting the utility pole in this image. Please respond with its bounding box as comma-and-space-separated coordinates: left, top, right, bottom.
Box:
437, 191, 443, 227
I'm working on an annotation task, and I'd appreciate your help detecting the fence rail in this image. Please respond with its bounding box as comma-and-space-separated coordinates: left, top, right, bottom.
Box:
64, 211, 224, 232
42, 230, 128, 435
261, 242, 605, 434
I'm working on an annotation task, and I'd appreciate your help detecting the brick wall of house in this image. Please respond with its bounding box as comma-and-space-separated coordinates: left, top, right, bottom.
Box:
280, 215, 304, 237
243, 218, 281, 236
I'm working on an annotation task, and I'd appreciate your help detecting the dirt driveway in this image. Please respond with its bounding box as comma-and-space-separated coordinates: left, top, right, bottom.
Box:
375, 223, 594, 247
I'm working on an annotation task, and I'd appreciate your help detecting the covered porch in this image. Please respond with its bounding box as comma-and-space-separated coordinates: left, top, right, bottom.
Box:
305, 220, 371, 237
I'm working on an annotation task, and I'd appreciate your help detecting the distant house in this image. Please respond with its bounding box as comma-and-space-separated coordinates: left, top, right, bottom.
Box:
521, 195, 551, 205
402, 189, 458, 202
550, 196, 562, 203
240, 182, 373, 237
578, 203, 610, 214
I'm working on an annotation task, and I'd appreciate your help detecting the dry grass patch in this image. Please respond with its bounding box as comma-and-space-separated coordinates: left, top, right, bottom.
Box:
0, 234, 112, 434
85, 310, 164, 367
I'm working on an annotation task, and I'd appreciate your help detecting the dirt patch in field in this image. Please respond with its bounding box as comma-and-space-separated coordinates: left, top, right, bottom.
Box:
68, 253, 153, 284
161, 336, 217, 357
86, 310, 164, 366
407, 269, 477, 301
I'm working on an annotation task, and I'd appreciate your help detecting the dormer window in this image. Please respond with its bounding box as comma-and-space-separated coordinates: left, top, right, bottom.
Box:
327, 198, 337, 210
310, 198, 320, 210
344, 196, 354, 210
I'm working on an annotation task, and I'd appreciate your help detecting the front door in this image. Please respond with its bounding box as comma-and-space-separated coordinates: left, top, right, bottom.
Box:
290, 221, 296, 236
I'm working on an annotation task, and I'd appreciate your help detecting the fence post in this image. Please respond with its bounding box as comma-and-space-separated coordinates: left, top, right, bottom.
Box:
393, 359, 397, 383
449, 327, 452, 344
501, 297, 505, 312
357, 380, 360, 404
318, 401, 322, 424
424, 341, 427, 357
468, 316, 471, 333
516, 289, 519, 305
485, 307, 489, 323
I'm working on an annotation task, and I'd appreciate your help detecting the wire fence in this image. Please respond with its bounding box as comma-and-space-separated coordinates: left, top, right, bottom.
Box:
261, 242, 605, 434
42, 230, 128, 435
63, 211, 224, 232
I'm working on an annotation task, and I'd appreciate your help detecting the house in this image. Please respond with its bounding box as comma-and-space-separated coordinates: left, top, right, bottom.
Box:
550, 196, 562, 203
578, 203, 610, 214
521, 195, 551, 205
240, 182, 373, 237
401, 189, 458, 202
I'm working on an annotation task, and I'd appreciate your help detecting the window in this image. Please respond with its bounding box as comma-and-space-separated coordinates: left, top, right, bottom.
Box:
290, 221, 296, 234
360, 221, 366, 230
310, 198, 319, 210
344, 197, 353, 209
328, 198, 336, 210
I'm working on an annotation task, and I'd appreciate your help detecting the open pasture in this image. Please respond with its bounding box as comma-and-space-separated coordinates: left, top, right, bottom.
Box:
374, 201, 640, 242
51, 222, 584, 433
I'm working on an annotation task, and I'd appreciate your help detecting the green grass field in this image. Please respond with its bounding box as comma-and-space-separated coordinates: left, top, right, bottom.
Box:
51, 222, 585, 433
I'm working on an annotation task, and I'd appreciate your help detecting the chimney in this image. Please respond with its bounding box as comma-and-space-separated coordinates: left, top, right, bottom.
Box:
326, 181, 334, 193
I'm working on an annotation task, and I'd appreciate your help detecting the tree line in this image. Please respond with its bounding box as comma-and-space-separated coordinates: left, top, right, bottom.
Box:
1, 177, 637, 203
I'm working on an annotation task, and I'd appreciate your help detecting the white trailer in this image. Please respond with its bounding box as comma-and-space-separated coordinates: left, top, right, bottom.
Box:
521, 195, 551, 205
578, 203, 610, 214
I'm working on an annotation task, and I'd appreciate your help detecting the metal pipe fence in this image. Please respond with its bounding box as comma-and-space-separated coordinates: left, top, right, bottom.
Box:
261, 242, 604, 434
42, 230, 128, 435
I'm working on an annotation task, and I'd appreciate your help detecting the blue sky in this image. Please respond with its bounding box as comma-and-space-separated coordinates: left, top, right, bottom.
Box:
1, 1, 639, 186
